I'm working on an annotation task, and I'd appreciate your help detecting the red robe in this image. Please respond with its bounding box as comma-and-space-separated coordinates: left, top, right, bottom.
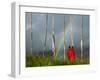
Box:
66, 47, 75, 62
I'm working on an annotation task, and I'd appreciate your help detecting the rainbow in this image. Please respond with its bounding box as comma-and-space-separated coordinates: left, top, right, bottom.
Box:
56, 25, 69, 55
55, 16, 74, 57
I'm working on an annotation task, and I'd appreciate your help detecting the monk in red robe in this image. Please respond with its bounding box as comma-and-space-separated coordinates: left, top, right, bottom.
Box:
66, 46, 75, 62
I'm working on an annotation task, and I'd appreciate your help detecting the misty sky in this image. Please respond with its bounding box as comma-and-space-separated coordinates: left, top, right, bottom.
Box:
25, 12, 89, 58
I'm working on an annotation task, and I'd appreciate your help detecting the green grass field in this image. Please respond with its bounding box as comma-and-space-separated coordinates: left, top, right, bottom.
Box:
26, 54, 89, 67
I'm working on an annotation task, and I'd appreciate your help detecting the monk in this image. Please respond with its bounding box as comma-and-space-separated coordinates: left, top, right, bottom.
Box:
66, 46, 75, 62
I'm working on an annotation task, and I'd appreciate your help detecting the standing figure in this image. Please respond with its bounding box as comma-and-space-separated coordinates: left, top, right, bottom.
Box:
66, 46, 75, 63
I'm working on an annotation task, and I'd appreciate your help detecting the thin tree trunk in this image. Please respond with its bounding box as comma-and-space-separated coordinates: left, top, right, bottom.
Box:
30, 12, 33, 54
70, 16, 74, 47
43, 14, 48, 57
52, 15, 56, 59
64, 16, 66, 61
81, 16, 83, 62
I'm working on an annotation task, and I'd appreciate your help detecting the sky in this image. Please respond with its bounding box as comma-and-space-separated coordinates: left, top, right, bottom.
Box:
25, 12, 89, 58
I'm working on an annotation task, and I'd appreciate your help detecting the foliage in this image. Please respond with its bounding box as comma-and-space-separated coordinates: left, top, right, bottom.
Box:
26, 53, 89, 67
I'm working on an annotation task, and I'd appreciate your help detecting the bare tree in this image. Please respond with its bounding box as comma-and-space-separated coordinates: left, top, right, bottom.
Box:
52, 15, 56, 59
43, 14, 48, 56
70, 16, 74, 47
30, 12, 33, 54
64, 16, 66, 61
81, 16, 83, 62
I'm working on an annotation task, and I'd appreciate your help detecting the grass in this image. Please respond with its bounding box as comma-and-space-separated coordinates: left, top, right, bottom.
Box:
26, 54, 89, 67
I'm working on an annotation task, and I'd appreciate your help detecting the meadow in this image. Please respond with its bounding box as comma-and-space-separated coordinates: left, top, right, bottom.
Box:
26, 53, 89, 67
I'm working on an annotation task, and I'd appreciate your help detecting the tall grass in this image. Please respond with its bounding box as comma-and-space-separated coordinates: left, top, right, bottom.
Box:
26, 54, 89, 67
